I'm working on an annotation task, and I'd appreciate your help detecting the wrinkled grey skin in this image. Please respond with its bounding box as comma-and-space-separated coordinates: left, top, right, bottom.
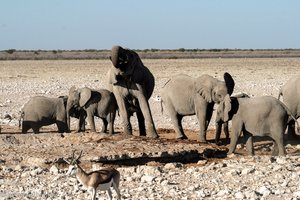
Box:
107, 45, 158, 138
216, 96, 298, 156
66, 87, 117, 135
21, 96, 75, 134
161, 73, 235, 142
215, 93, 250, 145
278, 75, 300, 138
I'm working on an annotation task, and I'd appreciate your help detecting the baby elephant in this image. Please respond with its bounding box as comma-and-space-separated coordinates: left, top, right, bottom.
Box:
216, 96, 299, 156
21, 96, 73, 134
66, 87, 118, 135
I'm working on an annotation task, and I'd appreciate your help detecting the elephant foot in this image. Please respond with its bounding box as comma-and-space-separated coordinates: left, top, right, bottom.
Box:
198, 139, 207, 143
286, 132, 300, 140
176, 134, 188, 140
148, 132, 159, 139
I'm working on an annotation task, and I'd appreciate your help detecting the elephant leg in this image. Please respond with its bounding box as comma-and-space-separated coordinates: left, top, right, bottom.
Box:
196, 105, 208, 143
228, 121, 243, 155
32, 126, 40, 134
56, 120, 68, 133
136, 110, 146, 136
135, 84, 158, 138
272, 140, 279, 156
101, 118, 108, 133
169, 112, 186, 139
215, 122, 223, 145
76, 112, 86, 132
223, 121, 230, 141
287, 120, 297, 138
272, 131, 286, 156
107, 112, 115, 135
114, 93, 132, 135
243, 131, 254, 156
22, 122, 30, 134
86, 112, 96, 132
205, 103, 214, 131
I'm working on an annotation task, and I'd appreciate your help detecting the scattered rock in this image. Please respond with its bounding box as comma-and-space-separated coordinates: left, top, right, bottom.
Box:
50, 165, 59, 175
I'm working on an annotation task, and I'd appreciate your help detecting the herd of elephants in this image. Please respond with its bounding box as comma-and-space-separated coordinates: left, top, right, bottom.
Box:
17, 46, 300, 156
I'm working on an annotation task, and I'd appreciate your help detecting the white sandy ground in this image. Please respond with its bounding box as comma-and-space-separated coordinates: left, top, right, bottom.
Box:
1, 58, 300, 199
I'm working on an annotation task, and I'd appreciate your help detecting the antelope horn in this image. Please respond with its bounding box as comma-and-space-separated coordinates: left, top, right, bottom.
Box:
76, 150, 83, 161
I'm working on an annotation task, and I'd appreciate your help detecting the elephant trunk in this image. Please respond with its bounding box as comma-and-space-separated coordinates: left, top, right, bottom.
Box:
66, 103, 72, 132
110, 45, 128, 68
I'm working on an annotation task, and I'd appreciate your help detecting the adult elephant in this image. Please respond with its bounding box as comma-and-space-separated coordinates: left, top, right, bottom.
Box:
161, 73, 235, 143
66, 86, 117, 135
278, 75, 300, 138
107, 45, 158, 138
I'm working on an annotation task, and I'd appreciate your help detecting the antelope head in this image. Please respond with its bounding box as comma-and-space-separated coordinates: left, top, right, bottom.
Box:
65, 150, 82, 176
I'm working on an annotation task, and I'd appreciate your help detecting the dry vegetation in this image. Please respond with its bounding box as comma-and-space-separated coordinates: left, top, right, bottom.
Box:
1, 49, 300, 60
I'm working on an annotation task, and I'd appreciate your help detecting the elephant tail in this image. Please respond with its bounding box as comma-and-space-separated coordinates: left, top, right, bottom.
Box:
277, 87, 283, 100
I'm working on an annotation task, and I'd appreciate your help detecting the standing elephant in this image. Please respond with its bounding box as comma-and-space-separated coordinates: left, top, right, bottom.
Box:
278, 75, 300, 138
216, 96, 299, 156
161, 73, 235, 142
66, 86, 117, 135
107, 45, 158, 138
215, 92, 250, 145
20, 96, 73, 133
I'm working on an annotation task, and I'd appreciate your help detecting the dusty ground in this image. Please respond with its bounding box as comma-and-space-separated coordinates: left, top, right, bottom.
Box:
1, 58, 300, 168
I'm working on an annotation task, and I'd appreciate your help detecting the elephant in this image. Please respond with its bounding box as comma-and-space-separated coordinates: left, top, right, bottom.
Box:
215, 96, 300, 156
160, 72, 235, 142
66, 86, 117, 135
278, 75, 300, 138
215, 92, 250, 145
20, 96, 79, 134
107, 45, 158, 138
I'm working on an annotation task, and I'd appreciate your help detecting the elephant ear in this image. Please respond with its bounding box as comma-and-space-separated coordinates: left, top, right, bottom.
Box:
223, 94, 232, 122
79, 87, 92, 107
224, 72, 235, 95
195, 75, 213, 103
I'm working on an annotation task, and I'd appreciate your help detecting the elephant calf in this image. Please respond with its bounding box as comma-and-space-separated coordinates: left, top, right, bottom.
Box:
67, 87, 117, 135
215, 92, 250, 145
20, 96, 76, 134
216, 96, 299, 156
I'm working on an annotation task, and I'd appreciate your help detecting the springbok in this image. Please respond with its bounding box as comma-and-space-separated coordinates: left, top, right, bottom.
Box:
65, 151, 121, 200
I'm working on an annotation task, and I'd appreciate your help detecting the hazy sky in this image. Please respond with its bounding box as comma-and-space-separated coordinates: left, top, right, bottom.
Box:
1, 1, 299, 50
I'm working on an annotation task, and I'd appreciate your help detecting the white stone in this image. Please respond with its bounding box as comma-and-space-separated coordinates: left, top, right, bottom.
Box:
50, 165, 59, 175
257, 186, 271, 196
293, 191, 300, 197
164, 162, 183, 170
235, 192, 245, 199
141, 175, 155, 183
241, 167, 255, 175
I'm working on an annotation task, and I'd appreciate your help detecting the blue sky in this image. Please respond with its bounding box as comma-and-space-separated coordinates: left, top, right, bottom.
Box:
0, 1, 299, 50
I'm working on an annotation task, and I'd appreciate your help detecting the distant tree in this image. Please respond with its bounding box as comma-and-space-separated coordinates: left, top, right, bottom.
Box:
6, 49, 16, 54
